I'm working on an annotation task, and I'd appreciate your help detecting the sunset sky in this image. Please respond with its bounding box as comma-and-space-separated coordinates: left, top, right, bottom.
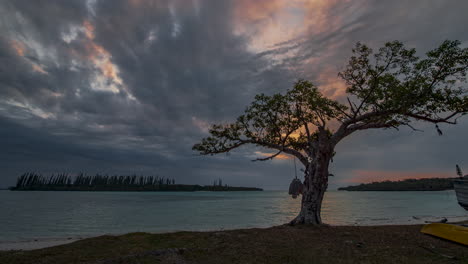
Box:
1, 0, 467, 189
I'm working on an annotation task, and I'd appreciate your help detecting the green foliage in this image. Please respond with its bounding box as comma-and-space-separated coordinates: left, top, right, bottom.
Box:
339, 40, 468, 126
194, 40, 468, 164
193, 80, 346, 163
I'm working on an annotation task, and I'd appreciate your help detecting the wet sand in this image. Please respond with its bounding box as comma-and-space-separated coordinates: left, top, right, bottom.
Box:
0, 237, 83, 251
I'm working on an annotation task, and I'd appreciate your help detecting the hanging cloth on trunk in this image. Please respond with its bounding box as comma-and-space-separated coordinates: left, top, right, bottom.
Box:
288, 157, 304, 199
289, 178, 303, 199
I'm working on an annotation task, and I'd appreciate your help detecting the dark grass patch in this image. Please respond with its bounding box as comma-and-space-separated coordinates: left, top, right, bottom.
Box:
1, 224, 467, 264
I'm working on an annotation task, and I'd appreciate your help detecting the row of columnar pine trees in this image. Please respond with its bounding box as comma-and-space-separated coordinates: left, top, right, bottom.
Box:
15, 172, 175, 189
11, 173, 263, 192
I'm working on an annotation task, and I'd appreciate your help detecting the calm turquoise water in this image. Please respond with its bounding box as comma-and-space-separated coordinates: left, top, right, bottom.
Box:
0, 190, 466, 242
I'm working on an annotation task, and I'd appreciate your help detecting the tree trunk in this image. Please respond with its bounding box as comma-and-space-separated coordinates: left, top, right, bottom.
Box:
290, 146, 332, 225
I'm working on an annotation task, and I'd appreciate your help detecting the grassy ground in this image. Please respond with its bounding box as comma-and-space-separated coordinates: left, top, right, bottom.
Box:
0, 224, 467, 264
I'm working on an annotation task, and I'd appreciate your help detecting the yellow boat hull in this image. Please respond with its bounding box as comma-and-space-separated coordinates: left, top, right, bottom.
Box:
421, 223, 468, 246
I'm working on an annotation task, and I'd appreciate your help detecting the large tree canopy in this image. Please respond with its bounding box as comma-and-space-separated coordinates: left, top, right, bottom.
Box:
193, 40, 468, 224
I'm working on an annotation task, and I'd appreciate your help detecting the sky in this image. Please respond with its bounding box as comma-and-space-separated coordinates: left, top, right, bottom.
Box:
1, 0, 468, 189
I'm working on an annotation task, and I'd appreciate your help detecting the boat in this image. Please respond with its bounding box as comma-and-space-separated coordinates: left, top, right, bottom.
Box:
420, 223, 468, 245
420, 166, 468, 245
454, 179, 468, 210
454, 165, 468, 210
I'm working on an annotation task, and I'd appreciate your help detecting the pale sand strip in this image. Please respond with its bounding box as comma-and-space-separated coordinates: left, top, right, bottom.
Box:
0, 238, 82, 251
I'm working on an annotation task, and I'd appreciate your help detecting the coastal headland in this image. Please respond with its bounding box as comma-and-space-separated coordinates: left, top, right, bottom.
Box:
338, 178, 455, 191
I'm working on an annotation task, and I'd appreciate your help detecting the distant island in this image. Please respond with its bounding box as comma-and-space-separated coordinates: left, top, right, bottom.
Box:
10, 173, 262, 192
338, 177, 456, 191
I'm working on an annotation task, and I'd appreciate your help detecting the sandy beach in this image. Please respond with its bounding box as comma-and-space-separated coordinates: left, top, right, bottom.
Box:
2, 215, 465, 251
0, 237, 83, 251
1, 223, 467, 264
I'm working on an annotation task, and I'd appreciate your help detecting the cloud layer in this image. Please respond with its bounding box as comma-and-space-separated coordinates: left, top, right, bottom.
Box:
1, 0, 468, 189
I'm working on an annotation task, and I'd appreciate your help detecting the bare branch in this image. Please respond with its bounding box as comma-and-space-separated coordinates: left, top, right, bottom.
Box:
405, 112, 460, 124
251, 150, 282, 162
347, 97, 357, 114
403, 122, 423, 132
347, 121, 397, 132
253, 140, 308, 165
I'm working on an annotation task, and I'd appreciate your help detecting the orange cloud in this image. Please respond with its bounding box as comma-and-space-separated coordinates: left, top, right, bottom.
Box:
234, 0, 284, 22
301, 0, 351, 34
254, 151, 291, 160
83, 20, 95, 39
234, 1, 303, 52
10, 39, 50, 75
101, 60, 122, 84
233, 0, 348, 52
345, 170, 453, 184
10, 40, 25, 57
31, 63, 48, 75
316, 66, 348, 99
79, 22, 125, 91
85, 41, 109, 59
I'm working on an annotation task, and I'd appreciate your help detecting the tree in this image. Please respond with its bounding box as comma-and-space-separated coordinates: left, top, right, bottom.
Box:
193, 40, 468, 225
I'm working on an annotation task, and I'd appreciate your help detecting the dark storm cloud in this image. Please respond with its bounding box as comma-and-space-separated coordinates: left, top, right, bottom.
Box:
0, 0, 467, 189
0, 0, 296, 187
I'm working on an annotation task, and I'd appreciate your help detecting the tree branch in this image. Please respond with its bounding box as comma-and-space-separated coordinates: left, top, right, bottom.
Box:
405, 112, 459, 124
251, 150, 282, 162
347, 97, 357, 115
253, 140, 308, 165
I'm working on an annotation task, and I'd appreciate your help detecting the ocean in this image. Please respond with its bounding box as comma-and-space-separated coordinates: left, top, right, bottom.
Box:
0, 190, 466, 243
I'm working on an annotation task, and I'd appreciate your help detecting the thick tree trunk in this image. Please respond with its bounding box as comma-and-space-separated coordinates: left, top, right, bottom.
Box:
290, 180, 327, 225
290, 145, 332, 225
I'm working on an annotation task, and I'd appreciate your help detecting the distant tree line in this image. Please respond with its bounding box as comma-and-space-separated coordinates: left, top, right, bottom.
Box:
12, 172, 176, 191
338, 178, 455, 191
10, 173, 262, 192
213, 178, 226, 187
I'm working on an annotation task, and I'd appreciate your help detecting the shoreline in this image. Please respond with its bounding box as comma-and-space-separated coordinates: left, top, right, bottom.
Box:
2, 216, 467, 251
1, 223, 467, 263
0, 237, 83, 251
